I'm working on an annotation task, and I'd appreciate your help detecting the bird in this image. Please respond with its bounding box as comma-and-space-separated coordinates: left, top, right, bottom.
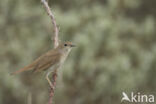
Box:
11, 41, 75, 87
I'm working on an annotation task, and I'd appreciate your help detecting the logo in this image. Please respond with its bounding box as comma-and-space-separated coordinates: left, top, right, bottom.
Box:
121, 92, 154, 103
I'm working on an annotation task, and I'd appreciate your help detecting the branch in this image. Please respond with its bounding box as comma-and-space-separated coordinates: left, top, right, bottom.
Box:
41, 0, 59, 48
49, 70, 57, 104
41, 0, 59, 104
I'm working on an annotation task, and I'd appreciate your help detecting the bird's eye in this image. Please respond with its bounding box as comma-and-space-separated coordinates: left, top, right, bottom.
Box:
64, 44, 67, 46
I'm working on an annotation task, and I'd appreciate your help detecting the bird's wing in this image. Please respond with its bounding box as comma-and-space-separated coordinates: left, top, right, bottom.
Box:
33, 50, 61, 72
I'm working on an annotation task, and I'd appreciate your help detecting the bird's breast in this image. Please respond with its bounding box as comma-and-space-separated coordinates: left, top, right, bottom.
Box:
60, 53, 69, 65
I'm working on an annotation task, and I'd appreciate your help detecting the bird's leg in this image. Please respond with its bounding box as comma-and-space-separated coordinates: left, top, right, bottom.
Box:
46, 71, 54, 89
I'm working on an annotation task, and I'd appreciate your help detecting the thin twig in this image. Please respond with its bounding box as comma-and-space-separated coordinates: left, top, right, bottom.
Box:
41, 0, 59, 104
41, 0, 59, 48
49, 70, 57, 104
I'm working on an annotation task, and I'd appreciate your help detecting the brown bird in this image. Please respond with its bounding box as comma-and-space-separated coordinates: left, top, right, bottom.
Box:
11, 41, 75, 87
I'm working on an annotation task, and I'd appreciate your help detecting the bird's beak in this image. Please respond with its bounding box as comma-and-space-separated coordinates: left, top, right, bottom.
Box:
71, 44, 76, 47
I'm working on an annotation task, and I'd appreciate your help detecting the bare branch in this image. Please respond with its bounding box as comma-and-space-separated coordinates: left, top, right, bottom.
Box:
41, 0, 59, 48
41, 0, 59, 104
49, 70, 57, 104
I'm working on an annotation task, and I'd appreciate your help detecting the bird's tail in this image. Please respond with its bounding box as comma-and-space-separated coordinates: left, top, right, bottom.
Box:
11, 64, 34, 75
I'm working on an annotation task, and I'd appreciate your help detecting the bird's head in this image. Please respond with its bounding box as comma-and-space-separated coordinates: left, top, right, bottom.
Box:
57, 41, 76, 53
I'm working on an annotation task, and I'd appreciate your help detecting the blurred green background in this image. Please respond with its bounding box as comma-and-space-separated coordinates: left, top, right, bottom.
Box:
0, 0, 156, 104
